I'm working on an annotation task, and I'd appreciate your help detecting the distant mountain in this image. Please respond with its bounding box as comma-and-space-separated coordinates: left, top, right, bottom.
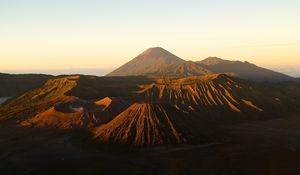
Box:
107, 48, 295, 82
107, 47, 185, 76
197, 57, 294, 82
0, 73, 53, 97
107, 47, 215, 77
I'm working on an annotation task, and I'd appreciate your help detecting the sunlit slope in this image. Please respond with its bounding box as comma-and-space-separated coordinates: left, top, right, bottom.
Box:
20, 107, 85, 129
93, 103, 198, 146
136, 74, 298, 118
0, 76, 78, 121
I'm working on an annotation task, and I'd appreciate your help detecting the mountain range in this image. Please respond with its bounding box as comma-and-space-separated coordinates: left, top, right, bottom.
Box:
107, 47, 294, 82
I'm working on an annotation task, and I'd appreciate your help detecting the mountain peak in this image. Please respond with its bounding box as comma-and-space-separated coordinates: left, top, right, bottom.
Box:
147, 46, 164, 51
107, 47, 185, 76
139, 47, 176, 57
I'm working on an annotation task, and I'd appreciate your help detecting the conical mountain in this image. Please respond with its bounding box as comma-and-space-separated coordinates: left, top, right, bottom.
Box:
107, 47, 185, 76
93, 103, 196, 146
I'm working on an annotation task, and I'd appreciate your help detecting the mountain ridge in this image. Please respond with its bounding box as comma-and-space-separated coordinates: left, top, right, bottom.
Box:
197, 57, 294, 82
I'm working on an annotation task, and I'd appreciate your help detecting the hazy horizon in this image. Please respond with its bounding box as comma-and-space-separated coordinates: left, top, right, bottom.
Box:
1, 62, 300, 77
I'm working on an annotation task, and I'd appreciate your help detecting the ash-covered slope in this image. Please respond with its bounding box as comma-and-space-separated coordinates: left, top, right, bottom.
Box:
136, 74, 292, 119
93, 103, 196, 146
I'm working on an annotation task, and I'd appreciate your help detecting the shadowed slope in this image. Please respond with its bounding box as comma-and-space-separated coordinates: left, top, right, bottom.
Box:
93, 103, 196, 146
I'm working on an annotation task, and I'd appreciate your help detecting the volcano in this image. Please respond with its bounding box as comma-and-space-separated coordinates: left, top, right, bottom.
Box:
93, 103, 196, 146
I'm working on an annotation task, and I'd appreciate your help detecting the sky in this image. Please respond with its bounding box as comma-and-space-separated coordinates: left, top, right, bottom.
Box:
0, 0, 300, 76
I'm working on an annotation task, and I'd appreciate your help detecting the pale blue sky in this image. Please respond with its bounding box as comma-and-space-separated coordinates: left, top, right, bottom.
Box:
0, 0, 300, 76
